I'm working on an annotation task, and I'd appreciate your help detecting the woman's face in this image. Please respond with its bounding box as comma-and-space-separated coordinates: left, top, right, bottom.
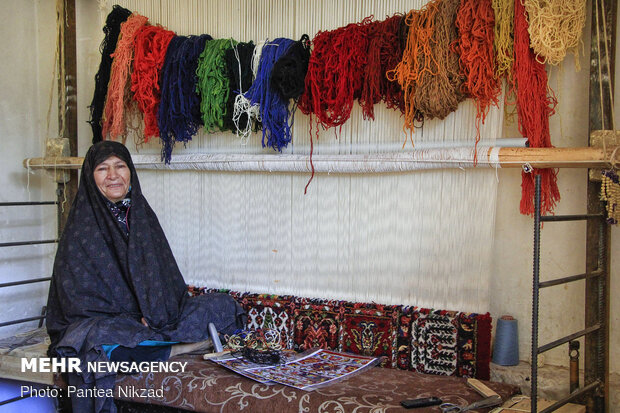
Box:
93, 155, 131, 203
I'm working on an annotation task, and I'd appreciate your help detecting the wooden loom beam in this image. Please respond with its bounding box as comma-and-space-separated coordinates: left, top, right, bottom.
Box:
57, 0, 78, 235
22, 146, 617, 172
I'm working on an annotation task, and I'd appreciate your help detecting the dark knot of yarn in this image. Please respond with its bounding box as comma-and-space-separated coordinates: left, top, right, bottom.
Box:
269, 34, 311, 101
88, 5, 132, 144
224, 41, 256, 133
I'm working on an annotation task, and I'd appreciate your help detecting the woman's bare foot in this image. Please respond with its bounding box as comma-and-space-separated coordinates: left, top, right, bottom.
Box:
169, 338, 214, 357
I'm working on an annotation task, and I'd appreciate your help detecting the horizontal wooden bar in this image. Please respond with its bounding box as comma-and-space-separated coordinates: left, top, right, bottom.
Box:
22, 146, 617, 171
497, 147, 611, 168
538, 324, 601, 354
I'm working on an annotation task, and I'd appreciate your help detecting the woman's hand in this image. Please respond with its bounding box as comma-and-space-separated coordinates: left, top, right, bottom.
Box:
141, 317, 148, 327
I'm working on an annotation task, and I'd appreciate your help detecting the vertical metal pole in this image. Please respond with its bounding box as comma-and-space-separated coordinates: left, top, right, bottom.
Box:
531, 174, 541, 413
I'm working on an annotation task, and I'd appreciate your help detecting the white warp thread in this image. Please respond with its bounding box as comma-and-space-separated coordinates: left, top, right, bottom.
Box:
114, 0, 501, 314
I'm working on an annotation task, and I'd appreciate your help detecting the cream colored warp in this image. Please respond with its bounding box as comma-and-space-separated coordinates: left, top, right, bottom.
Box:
107, 0, 503, 313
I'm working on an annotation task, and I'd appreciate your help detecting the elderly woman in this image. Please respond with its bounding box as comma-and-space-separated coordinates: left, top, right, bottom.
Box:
46, 141, 245, 413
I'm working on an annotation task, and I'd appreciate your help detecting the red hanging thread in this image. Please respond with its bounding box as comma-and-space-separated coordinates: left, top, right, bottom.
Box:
513, 0, 559, 215
299, 16, 374, 193
131, 25, 175, 142
452, 0, 500, 161
360, 14, 405, 120
299, 16, 374, 128
102, 13, 149, 142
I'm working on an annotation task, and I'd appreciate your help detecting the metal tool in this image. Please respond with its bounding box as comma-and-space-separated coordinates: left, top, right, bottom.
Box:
440, 395, 502, 412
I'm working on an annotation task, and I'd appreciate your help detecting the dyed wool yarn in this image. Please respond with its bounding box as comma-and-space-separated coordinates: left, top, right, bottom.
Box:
158, 34, 212, 163
196, 38, 237, 133
524, 0, 586, 67
492, 0, 514, 79
270, 35, 311, 101
513, 0, 559, 215
101, 13, 149, 142
298, 17, 374, 129
387, 4, 440, 132
453, 0, 500, 153
245, 38, 297, 151
232, 40, 266, 141
131, 25, 175, 142
414, 0, 465, 120
88, 5, 132, 144
224, 42, 256, 134
361, 14, 405, 120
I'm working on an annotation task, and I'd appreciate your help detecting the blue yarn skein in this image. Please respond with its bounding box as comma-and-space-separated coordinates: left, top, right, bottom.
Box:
158, 34, 212, 163
243, 38, 296, 152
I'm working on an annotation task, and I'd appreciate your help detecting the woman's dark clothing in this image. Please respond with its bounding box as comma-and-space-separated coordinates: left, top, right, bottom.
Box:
108, 344, 171, 363
46, 141, 245, 413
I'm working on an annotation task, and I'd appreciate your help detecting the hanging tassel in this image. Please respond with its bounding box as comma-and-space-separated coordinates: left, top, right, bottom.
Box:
387, 5, 440, 134
101, 13, 149, 142
524, 0, 587, 67
361, 14, 405, 120
298, 16, 374, 129
513, 0, 560, 215
453, 0, 501, 161
232, 40, 267, 141
158, 34, 212, 163
242, 38, 297, 151
131, 25, 175, 143
223, 41, 256, 134
414, 0, 465, 120
492, 0, 515, 80
196, 38, 237, 133
88, 5, 132, 144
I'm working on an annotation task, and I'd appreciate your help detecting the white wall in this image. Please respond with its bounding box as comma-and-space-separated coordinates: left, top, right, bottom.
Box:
0, 0, 57, 337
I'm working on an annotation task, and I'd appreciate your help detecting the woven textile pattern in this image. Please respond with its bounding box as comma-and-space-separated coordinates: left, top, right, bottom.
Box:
190, 288, 490, 379
294, 298, 343, 352
411, 313, 459, 375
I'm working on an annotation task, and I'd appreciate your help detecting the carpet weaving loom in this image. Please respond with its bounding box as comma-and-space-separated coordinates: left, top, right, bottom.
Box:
95, 0, 505, 314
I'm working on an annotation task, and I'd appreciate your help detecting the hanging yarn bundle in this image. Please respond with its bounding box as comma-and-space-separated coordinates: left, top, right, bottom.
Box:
492, 0, 514, 79
158, 35, 212, 163
232, 40, 267, 141
298, 17, 374, 129
387, 4, 440, 133
270, 35, 311, 102
523, 0, 587, 67
242, 38, 297, 151
101, 13, 149, 143
223, 42, 256, 134
453, 0, 500, 154
89, 5, 132, 144
361, 14, 405, 120
414, 0, 465, 120
196, 38, 237, 133
131, 25, 175, 143
513, 0, 559, 215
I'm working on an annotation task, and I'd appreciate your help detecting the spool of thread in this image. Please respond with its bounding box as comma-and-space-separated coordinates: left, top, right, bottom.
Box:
492, 315, 519, 366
